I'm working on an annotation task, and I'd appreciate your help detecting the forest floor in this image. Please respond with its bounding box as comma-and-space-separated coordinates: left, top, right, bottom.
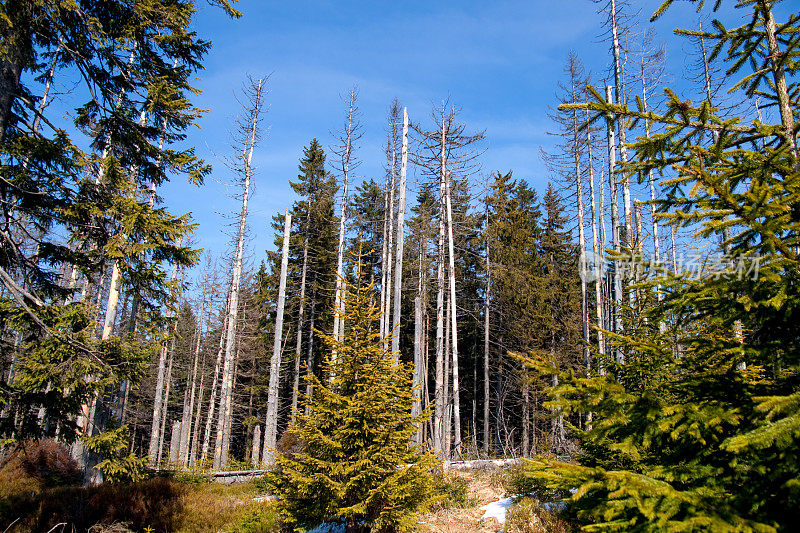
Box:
416, 470, 507, 533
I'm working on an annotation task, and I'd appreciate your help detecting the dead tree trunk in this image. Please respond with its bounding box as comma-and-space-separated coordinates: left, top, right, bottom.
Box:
263, 211, 292, 466
587, 110, 606, 364
483, 201, 491, 454
331, 87, 361, 352
291, 230, 309, 420
147, 259, 181, 464
605, 86, 624, 365
213, 77, 265, 469
390, 107, 409, 355
444, 170, 462, 458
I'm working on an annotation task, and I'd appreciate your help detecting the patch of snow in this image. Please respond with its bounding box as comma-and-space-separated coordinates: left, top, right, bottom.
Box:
479, 496, 516, 525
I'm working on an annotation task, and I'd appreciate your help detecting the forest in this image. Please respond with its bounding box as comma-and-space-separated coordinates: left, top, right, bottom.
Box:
0, 0, 798, 532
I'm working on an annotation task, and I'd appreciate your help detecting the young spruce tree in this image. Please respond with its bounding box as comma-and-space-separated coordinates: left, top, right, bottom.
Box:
267, 243, 438, 533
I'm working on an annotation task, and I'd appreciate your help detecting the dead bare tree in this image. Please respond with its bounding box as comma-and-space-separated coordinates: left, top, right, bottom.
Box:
330, 87, 362, 355
212, 76, 267, 469
262, 210, 291, 466
412, 101, 485, 458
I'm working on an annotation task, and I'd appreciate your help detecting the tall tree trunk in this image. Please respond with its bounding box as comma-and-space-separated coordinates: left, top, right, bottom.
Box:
444, 170, 461, 458
391, 107, 409, 355
332, 88, 359, 351
148, 259, 181, 464
201, 308, 228, 465
291, 231, 309, 421
213, 79, 263, 469
433, 116, 447, 455
157, 333, 177, 467
180, 279, 207, 466
610, 0, 634, 246
759, 0, 797, 159
483, 203, 491, 454
304, 286, 317, 416
263, 211, 292, 466
587, 111, 606, 366
443, 289, 452, 460
381, 146, 396, 345
605, 86, 624, 365
412, 296, 423, 444
572, 84, 590, 385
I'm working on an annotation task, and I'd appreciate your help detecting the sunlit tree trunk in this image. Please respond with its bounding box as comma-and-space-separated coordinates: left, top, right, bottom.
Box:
391, 107, 409, 356
213, 78, 264, 469
263, 211, 292, 466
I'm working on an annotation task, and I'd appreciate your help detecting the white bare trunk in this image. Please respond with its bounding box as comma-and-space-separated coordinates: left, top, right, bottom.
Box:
586, 111, 606, 365
390, 108, 409, 355
332, 88, 358, 352
444, 170, 461, 457
412, 296, 423, 444
433, 113, 447, 455
605, 86, 624, 365
483, 204, 491, 454
291, 232, 308, 420
148, 259, 181, 464
201, 309, 228, 465
263, 211, 292, 466
610, 0, 634, 246
573, 94, 590, 379
213, 78, 263, 469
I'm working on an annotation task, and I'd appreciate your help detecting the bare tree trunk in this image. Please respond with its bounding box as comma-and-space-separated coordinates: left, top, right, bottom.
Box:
610, 0, 634, 246
148, 259, 181, 464
379, 134, 394, 349
213, 78, 264, 469
412, 296, 423, 444
759, 0, 797, 159
391, 107, 409, 355
179, 277, 208, 466
332, 87, 360, 351
443, 289, 452, 460
263, 211, 292, 466
304, 290, 317, 416
157, 334, 177, 467
201, 308, 228, 465
444, 170, 461, 458
433, 121, 447, 455
572, 83, 590, 384
291, 232, 308, 421
605, 86, 624, 365
587, 111, 606, 367
483, 203, 491, 454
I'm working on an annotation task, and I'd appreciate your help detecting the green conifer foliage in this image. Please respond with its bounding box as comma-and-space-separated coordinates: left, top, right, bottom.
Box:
519, 1, 800, 530
267, 245, 438, 533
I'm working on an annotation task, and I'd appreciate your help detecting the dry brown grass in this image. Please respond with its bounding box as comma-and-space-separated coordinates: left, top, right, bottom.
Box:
416, 470, 506, 533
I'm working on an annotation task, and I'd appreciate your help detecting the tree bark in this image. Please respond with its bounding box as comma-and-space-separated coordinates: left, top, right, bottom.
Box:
332, 88, 359, 351
148, 259, 181, 464
263, 211, 292, 466
444, 170, 462, 458
605, 85, 624, 365
391, 107, 409, 355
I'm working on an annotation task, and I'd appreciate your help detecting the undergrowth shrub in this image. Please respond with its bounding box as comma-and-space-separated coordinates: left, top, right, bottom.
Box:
2, 476, 185, 532
0, 439, 80, 487
502, 462, 570, 501
505, 497, 574, 533
430, 472, 474, 509
227, 503, 281, 533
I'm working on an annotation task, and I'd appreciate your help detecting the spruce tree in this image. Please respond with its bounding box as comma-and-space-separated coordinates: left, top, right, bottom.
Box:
520, 1, 800, 530
267, 245, 438, 533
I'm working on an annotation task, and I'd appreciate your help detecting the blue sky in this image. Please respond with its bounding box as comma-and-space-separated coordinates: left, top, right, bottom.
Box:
157, 0, 774, 267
